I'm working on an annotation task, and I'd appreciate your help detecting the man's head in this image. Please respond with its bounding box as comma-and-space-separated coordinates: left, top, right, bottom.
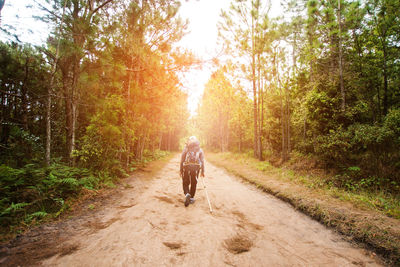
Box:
187, 136, 200, 147
188, 136, 198, 143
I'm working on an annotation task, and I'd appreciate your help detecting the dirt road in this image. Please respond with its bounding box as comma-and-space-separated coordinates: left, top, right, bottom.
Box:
35, 155, 381, 266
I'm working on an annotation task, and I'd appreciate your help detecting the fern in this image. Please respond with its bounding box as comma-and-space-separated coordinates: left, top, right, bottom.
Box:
59, 178, 79, 186
0, 165, 26, 185
79, 175, 99, 190
9, 202, 30, 211
0, 161, 108, 228
25, 211, 48, 223
1, 202, 30, 216
29, 211, 47, 218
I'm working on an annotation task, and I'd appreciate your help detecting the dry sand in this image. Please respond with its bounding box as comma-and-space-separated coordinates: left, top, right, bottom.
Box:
41, 155, 381, 266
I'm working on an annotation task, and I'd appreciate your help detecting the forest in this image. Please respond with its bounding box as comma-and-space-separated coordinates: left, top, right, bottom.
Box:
196, 0, 400, 193
0, 0, 399, 234
0, 0, 191, 229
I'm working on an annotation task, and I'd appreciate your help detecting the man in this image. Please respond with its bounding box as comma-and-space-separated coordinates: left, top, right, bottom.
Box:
180, 136, 205, 207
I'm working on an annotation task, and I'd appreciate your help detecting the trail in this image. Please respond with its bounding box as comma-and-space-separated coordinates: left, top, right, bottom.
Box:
17, 155, 383, 266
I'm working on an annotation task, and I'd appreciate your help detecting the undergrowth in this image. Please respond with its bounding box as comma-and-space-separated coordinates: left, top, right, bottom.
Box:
0, 150, 170, 237
208, 152, 400, 264
215, 152, 400, 219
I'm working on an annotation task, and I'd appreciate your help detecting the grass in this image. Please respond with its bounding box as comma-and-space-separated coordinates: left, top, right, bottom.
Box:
214, 152, 400, 219
224, 234, 253, 254
207, 152, 400, 265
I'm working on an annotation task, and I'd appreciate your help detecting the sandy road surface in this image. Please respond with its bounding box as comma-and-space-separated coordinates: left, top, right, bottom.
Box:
42, 155, 380, 266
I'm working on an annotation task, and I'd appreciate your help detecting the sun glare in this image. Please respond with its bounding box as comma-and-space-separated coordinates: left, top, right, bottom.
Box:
177, 0, 284, 116
177, 0, 231, 116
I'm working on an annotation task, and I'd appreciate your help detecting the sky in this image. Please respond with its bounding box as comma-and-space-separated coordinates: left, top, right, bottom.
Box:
177, 0, 284, 116
0, 1, 48, 45
0, 0, 284, 116
176, 0, 232, 116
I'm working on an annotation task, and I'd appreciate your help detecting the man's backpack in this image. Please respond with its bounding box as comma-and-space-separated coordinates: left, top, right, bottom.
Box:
185, 150, 200, 165
184, 142, 201, 170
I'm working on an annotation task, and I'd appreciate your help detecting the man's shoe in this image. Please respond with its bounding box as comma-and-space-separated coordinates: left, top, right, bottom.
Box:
190, 198, 195, 204
184, 193, 191, 207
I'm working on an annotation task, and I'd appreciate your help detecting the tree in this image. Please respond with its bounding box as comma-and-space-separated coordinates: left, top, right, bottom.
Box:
0, 42, 49, 167
45, 0, 67, 166
40, 0, 113, 165
219, 0, 272, 160
197, 68, 235, 151
365, 0, 400, 116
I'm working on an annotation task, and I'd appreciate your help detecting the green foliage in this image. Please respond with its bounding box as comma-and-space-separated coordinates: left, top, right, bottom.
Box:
75, 95, 129, 176
256, 161, 273, 172
197, 68, 253, 152
307, 109, 400, 188
0, 42, 48, 168
305, 88, 340, 134
0, 163, 100, 228
25, 211, 48, 224
0, 202, 31, 217
143, 149, 170, 161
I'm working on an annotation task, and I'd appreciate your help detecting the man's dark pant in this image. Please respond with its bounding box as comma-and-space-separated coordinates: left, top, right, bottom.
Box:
182, 165, 199, 197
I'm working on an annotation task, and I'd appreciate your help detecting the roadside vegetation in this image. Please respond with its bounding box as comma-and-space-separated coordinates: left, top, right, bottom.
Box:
207, 152, 400, 265
0, 150, 170, 239
196, 0, 400, 190
215, 152, 399, 219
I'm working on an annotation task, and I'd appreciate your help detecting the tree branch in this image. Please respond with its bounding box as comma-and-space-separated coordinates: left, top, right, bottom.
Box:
90, 0, 113, 18
34, 0, 62, 21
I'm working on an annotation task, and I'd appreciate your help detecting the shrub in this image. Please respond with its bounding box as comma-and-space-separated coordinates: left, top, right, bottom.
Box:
0, 163, 99, 228
306, 109, 400, 191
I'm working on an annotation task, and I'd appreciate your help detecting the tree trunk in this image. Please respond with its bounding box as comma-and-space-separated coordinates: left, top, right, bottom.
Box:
45, 0, 67, 166
251, 16, 258, 159
219, 112, 224, 152
286, 88, 291, 154
66, 55, 80, 167
382, 43, 388, 116
71, 98, 77, 166
63, 80, 74, 163
338, 0, 345, 111
293, 31, 297, 74
280, 94, 286, 162
126, 56, 134, 168
167, 130, 171, 151
140, 134, 146, 159
239, 133, 242, 153
0, 87, 8, 145
274, 49, 287, 162
226, 119, 230, 151
258, 74, 264, 161
135, 136, 145, 160
21, 58, 29, 130
159, 133, 163, 150
45, 85, 52, 165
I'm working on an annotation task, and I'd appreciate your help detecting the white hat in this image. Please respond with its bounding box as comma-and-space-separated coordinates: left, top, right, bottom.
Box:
188, 136, 199, 145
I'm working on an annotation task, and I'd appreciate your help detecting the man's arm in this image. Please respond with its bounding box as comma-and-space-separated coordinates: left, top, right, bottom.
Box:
199, 149, 205, 176
180, 147, 187, 175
